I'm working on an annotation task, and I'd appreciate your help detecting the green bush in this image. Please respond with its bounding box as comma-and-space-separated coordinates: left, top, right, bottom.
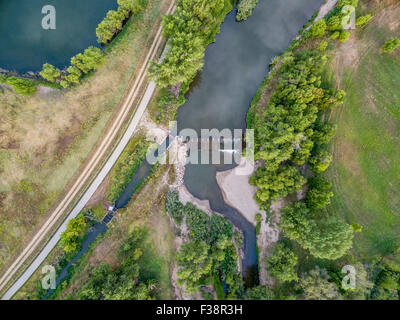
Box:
165, 190, 184, 225
318, 40, 328, 51
356, 14, 372, 27
311, 19, 327, 38
107, 136, 151, 201
40, 63, 61, 83
330, 31, 340, 39
339, 31, 350, 43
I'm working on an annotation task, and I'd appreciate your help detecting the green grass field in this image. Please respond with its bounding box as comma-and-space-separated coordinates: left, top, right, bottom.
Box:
327, 2, 400, 259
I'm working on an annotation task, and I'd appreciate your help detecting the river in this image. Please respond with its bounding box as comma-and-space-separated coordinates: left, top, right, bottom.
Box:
0, 0, 116, 73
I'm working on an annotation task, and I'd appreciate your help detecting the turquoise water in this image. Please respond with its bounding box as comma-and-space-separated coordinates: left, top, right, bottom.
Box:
0, 0, 117, 73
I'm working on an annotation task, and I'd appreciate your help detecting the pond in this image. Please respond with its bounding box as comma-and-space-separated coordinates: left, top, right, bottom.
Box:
0, 0, 117, 73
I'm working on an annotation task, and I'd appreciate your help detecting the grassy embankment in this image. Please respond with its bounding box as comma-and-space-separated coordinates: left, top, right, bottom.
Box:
0, 0, 170, 272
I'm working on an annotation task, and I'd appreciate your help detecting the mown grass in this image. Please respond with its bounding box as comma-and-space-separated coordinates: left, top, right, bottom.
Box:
0, 0, 169, 272
326, 1, 400, 259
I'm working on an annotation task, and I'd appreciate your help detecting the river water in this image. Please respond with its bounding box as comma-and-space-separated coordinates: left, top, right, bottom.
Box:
177, 0, 323, 283
0, 0, 116, 73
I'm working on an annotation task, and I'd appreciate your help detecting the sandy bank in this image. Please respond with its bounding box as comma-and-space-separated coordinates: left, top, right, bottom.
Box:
216, 158, 259, 226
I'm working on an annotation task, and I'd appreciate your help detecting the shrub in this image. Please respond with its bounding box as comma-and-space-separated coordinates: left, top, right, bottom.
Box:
267, 243, 298, 282
165, 190, 184, 225
40, 63, 61, 83
318, 40, 328, 51
356, 14, 372, 27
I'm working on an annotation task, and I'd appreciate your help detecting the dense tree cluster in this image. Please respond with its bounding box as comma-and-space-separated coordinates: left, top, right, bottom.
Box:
169, 198, 243, 298
107, 136, 150, 202
148, 0, 232, 89
306, 175, 333, 209
236, 0, 259, 21
250, 51, 345, 205
299, 266, 341, 300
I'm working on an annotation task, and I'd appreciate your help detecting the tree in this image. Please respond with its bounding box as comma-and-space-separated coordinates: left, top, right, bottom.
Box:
5, 77, 37, 96
339, 31, 350, 43
148, 0, 230, 88
247, 286, 274, 300
318, 40, 328, 51
60, 214, 87, 253
165, 190, 184, 225
299, 266, 341, 300
330, 31, 340, 39
266, 243, 298, 282
96, 10, 124, 44
280, 203, 354, 260
71, 47, 104, 74
176, 241, 213, 293
346, 263, 374, 299
40, 63, 61, 83
280, 202, 314, 242
306, 217, 354, 260
311, 19, 327, 38
236, 0, 259, 21
356, 14, 372, 27
309, 150, 332, 173
382, 38, 400, 53
312, 122, 337, 145
306, 175, 334, 209
118, 0, 147, 14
